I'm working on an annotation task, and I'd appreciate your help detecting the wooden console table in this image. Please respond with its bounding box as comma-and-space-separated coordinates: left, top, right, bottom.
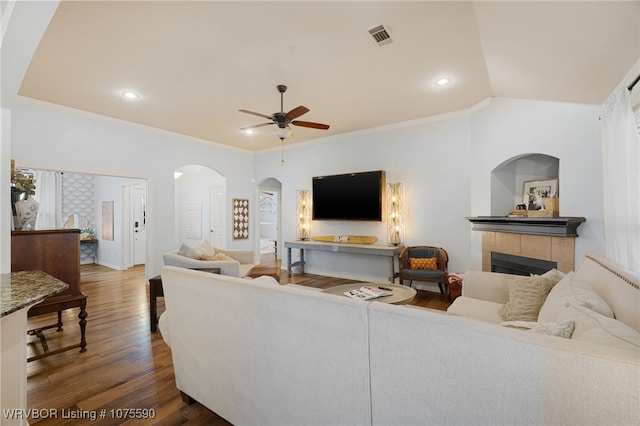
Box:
285, 241, 403, 283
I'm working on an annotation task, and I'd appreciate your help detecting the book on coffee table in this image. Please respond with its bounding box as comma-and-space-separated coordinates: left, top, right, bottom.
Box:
343, 286, 392, 300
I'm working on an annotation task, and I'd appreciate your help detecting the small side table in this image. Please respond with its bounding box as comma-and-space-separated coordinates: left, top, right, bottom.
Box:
149, 268, 221, 332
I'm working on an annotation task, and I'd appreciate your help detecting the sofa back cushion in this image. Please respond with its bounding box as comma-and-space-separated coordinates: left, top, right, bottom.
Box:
160, 266, 372, 426
574, 252, 640, 332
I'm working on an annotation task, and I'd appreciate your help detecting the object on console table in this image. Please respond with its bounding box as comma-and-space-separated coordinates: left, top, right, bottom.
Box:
311, 235, 377, 244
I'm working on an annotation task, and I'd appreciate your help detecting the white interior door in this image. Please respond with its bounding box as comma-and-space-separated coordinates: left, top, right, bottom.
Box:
210, 185, 225, 247
132, 183, 146, 265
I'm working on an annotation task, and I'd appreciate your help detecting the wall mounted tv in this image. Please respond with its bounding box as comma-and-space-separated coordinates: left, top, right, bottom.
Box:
312, 170, 386, 221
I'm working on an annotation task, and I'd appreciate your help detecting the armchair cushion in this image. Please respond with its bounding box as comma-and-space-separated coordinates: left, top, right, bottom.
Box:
401, 268, 446, 281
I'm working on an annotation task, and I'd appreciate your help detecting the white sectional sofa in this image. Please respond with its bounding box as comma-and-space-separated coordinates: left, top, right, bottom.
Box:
158, 251, 639, 426
163, 241, 256, 277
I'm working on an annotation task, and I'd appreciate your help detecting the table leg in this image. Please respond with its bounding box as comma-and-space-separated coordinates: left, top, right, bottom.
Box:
78, 301, 87, 353
150, 280, 158, 332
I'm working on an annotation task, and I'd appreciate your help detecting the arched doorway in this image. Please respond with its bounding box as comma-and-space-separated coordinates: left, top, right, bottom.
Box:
256, 178, 282, 263
174, 165, 227, 247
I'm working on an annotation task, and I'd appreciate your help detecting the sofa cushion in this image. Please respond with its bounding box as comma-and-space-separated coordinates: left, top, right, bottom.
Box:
536, 268, 566, 285
501, 320, 575, 339
498, 275, 555, 321
196, 252, 235, 262
178, 240, 216, 259
409, 257, 437, 270
538, 272, 614, 321
447, 296, 504, 324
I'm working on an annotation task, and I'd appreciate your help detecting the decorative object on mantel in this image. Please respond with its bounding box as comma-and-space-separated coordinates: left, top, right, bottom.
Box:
11, 162, 39, 230
296, 190, 311, 240
311, 235, 378, 244
522, 178, 558, 210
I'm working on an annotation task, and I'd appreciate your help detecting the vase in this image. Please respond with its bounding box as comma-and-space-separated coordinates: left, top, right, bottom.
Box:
14, 195, 39, 230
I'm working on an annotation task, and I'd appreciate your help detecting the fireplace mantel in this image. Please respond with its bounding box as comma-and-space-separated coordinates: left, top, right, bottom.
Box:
466, 216, 586, 237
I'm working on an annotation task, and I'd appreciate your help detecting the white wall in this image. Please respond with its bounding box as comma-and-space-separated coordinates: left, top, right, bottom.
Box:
254, 98, 604, 283
10, 101, 255, 277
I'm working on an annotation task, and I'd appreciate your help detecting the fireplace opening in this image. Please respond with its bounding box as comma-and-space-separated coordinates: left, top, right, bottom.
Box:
491, 252, 557, 276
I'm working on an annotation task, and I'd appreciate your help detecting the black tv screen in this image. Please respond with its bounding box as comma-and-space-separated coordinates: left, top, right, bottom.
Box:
312, 171, 386, 221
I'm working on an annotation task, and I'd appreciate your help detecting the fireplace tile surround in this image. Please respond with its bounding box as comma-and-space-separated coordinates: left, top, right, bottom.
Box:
482, 231, 575, 273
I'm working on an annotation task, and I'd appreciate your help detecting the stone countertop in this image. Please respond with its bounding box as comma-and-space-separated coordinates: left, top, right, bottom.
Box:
1, 270, 69, 318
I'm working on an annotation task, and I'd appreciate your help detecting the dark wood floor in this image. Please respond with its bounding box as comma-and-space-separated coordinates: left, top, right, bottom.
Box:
25, 257, 449, 425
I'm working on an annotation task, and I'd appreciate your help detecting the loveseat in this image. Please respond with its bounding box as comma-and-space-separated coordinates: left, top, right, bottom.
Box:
162, 240, 256, 277
158, 251, 639, 425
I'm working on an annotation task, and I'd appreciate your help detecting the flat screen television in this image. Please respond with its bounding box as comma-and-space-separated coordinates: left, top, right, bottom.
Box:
312, 170, 386, 221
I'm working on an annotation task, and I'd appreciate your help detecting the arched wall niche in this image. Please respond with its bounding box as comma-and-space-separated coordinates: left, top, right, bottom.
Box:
174, 164, 226, 247
490, 153, 559, 215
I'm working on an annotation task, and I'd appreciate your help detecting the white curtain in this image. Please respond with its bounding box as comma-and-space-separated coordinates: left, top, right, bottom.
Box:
33, 170, 62, 229
601, 87, 640, 273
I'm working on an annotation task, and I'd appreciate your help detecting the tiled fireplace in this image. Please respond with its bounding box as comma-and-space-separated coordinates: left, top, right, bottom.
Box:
482, 231, 574, 273
467, 217, 587, 274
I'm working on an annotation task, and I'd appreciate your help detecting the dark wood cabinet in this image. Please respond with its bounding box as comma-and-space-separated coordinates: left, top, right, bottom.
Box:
11, 228, 87, 361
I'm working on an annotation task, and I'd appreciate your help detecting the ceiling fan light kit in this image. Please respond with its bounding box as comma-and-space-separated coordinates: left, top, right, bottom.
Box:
238, 84, 330, 142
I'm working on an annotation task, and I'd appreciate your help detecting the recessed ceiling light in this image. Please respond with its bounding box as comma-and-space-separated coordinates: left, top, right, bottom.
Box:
243, 129, 256, 135
436, 78, 450, 86
121, 91, 140, 100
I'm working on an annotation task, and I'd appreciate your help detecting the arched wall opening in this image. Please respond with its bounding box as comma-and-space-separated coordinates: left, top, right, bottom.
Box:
490, 153, 559, 216
256, 177, 282, 264
174, 164, 227, 248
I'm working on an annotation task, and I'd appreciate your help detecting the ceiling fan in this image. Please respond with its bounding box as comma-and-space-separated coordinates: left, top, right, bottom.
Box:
239, 85, 330, 140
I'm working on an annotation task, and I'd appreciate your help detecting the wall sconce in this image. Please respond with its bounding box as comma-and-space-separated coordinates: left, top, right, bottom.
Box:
296, 190, 311, 240
387, 182, 404, 246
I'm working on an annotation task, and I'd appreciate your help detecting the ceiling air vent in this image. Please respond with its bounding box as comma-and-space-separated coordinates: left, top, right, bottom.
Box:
367, 24, 393, 47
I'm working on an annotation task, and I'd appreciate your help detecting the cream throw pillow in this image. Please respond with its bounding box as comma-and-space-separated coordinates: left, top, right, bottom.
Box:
499, 276, 556, 321
196, 252, 235, 261
178, 240, 216, 259
501, 320, 576, 339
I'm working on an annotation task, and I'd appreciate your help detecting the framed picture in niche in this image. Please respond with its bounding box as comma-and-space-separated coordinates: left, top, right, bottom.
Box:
523, 179, 558, 210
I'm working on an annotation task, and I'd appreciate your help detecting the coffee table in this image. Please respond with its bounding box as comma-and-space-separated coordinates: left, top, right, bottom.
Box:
322, 283, 417, 305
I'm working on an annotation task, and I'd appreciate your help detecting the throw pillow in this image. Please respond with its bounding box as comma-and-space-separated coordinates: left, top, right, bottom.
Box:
501, 320, 576, 339
196, 252, 235, 261
178, 240, 216, 259
535, 268, 566, 285
409, 257, 438, 270
538, 272, 614, 321
177, 243, 200, 259
498, 276, 556, 321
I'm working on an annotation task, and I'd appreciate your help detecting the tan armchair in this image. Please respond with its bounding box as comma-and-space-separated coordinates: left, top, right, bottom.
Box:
398, 246, 449, 294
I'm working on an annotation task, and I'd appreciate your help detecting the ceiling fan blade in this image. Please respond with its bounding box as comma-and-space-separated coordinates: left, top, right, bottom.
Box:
238, 109, 273, 120
292, 120, 330, 130
285, 106, 309, 120
240, 122, 273, 131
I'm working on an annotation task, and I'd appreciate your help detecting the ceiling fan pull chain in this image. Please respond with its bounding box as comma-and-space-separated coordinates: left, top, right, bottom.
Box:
281, 140, 285, 166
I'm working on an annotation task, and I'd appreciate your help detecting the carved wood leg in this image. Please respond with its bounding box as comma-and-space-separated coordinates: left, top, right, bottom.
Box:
78, 301, 87, 353
56, 310, 63, 331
